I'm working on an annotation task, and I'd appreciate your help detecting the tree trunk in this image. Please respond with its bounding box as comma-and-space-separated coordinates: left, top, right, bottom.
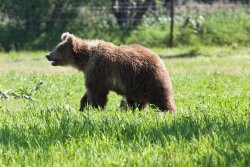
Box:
112, 0, 153, 29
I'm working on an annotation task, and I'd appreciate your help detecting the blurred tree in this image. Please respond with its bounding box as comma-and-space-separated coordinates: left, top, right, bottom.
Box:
187, 0, 249, 3
111, 0, 156, 29
163, 0, 250, 4
0, 0, 83, 50
0, 0, 84, 35
0, 0, 249, 50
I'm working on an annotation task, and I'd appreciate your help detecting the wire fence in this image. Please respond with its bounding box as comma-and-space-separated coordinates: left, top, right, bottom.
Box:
0, 1, 249, 50
1, 2, 249, 27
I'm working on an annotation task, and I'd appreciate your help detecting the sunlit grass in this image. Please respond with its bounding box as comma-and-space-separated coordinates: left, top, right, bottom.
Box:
0, 47, 249, 166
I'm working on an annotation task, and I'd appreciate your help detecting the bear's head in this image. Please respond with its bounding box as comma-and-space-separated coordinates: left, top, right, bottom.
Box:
46, 32, 75, 66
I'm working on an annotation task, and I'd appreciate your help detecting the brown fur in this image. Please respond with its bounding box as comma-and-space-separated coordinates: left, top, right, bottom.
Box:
46, 32, 176, 113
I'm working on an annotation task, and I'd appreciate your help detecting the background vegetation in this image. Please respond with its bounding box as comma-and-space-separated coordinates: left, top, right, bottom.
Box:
0, 0, 249, 51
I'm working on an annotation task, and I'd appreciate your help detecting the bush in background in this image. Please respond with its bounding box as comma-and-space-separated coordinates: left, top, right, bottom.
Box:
0, 1, 249, 51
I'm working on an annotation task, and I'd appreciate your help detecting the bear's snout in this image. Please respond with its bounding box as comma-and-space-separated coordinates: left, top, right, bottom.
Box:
46, 53, 58, 66
46, 54, 52, 61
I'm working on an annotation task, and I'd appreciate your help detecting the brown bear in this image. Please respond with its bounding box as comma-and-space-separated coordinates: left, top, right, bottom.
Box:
46, 32, 176, 113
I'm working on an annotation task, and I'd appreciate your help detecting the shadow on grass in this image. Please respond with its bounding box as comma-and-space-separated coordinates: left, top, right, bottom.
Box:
0, 111, 249, 150
160, 48, 200, 59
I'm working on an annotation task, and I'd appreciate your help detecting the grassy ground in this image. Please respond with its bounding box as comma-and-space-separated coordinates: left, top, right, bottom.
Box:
0, 46, 249, 166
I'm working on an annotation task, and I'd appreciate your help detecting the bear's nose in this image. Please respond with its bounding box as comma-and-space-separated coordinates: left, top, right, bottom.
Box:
46, 54, 52, 61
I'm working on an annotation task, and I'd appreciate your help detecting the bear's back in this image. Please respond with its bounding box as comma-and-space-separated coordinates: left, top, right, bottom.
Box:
88, 42, 168, 98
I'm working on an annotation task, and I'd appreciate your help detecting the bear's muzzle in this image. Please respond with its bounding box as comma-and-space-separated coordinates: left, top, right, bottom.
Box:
46, 54, 58, 66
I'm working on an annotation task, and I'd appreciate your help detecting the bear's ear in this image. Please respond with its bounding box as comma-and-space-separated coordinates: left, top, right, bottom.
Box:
61, 32, 73, 42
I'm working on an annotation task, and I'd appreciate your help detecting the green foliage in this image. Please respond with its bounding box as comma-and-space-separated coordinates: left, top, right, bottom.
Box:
69, 9, 250, 48
199, 11, 250, 45
127, 10, 250, 47
126, 24, 169, 47
0, 1, 249, 50
0, 0, 83, 50
0, 48, 250, 166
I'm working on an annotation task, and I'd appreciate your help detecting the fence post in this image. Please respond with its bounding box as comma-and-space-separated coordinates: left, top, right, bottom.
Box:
169, 0, 174, 47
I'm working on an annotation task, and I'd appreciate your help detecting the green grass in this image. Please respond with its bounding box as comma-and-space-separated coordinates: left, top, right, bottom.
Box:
0, 46, 250, 166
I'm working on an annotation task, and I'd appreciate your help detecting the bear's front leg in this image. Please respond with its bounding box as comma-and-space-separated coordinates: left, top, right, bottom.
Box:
87, 88, 109, 109
79, 93, 89, 111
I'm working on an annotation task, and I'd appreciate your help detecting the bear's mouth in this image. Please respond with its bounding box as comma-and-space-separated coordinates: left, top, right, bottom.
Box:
51, 60, 58, 66
47, 58, 58, 66
46, 55, 58, 66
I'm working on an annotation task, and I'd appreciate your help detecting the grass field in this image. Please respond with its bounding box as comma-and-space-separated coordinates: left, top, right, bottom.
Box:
0, 46, 249, 166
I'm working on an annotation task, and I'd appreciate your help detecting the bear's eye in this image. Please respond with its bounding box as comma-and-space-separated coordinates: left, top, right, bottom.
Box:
57, 47, 62, 52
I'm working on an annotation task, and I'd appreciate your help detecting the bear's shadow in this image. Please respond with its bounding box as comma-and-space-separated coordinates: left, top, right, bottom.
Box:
0, 113, 248, 150
160, 49, 200, 59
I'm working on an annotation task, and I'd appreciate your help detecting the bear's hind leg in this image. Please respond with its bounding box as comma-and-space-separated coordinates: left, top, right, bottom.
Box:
148, 90, 176, 113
